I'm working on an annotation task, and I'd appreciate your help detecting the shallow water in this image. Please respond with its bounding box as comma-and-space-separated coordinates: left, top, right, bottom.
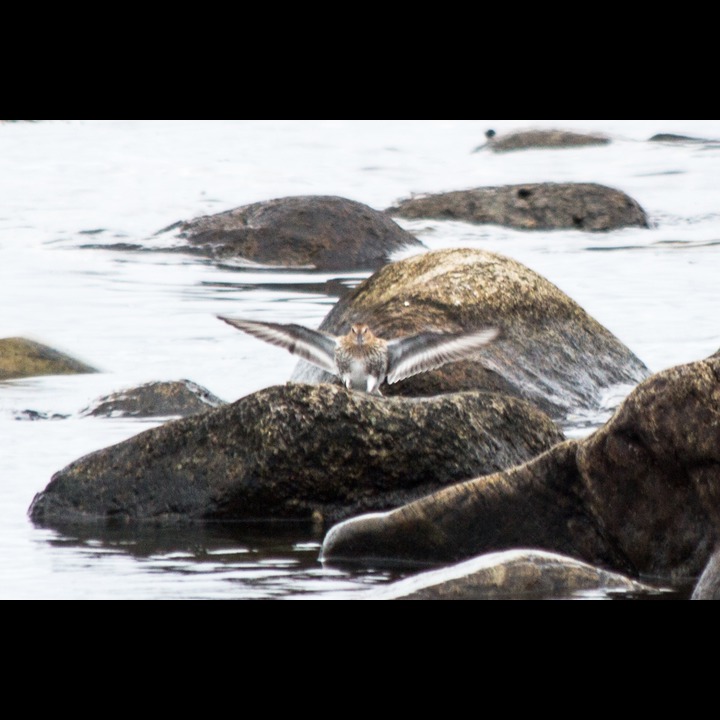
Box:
1, 119, 719, 599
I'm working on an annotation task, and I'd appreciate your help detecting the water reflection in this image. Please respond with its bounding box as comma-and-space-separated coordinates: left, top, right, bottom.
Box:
38, 521, 406, 599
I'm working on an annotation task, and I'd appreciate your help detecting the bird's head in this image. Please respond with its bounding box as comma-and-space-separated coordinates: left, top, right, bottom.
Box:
349, 323, 374, 345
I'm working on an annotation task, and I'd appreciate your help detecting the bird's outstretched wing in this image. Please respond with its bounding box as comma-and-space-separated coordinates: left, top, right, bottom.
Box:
385, 327, 499, 384
218, 316, 338, 375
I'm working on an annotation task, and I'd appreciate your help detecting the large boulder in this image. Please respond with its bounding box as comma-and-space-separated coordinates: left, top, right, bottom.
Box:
370, 550, 664, 600
0, 337, 97, 381
387, 183, 648, 232
321, 354, 720, 585
292, 248, 649, 420
28, 383, 563, 527
476, 128, 611, 153
80, 380, 225, 418
155, 195, 424, 270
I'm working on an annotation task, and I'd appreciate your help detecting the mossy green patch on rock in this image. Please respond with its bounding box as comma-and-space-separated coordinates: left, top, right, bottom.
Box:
387, 183, 648, 231
0, 337, 97, 381
292, 248, 648, 419
28, 383, 563, 528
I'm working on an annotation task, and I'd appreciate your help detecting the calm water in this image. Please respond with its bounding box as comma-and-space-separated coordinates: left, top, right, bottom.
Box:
1, 119, 719, 599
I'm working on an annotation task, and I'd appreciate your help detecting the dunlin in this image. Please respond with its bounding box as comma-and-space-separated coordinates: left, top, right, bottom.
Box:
218, 316, 499, 395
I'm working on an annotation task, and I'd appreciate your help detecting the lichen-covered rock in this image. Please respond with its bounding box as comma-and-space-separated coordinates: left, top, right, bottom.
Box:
475, 128, 611, 153
371, 550, 664, 600
28, 383, 563, 527
292, 248, 649, 420
0, 337, 97, 381
80, 380, 225, 418
155, 195, 424, 270
388, 183, 648, 231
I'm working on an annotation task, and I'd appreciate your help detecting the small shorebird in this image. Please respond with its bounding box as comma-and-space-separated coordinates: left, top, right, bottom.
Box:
218, 316, 499, 395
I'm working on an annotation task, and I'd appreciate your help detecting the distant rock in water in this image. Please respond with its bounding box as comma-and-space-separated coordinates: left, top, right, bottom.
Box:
292, 248, 649, 420
80, 380, 225, 418
476, 128, 611, 153
321, 352, 720, 586
372, 549, 665, 600
14, 409, 70, 422
388, 183, 649, 232
648, 133, 718, 144
0, 338, 97, 381
28, 383, 563, 527
155, 195, 424, 271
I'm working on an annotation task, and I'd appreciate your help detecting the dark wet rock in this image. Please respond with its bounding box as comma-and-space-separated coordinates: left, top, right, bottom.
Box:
692, 548, 720, 600
475, 128, 611, 153
155, 195, 424, 270
14, 409, 70, 421
648, 133, 717, 144
291, 248, 649, 420
372, 550, 664, 600
28, 383, 563, 527
80, 380, 225, 418
388, 183, 648, 232
322, 354, 720, 585
0, 337, 97, 381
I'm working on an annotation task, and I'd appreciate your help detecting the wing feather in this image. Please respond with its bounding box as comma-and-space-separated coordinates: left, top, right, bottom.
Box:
218, 316, 338, 375
386, 328, 499, 384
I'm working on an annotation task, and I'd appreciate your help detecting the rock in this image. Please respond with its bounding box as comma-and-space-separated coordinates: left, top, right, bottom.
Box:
476, 128, 611, 153
648, 133, 717, 144
387, 183, 648, 232
28, 383, 563, 527
692, 549, 720, 600
370, 550, 665, 600
0, 337, 97, 381
291, 248, 649, 420
79, 380, 225, 418
13, 409, 69, 421
321, 354, 720, 585
155, 195, 424, 270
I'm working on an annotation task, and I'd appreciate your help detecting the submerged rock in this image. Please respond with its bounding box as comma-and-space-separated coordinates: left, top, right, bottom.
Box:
155, 195, 424, 270
371, 550, 664, 600
321, 354, 720, 585
0, 337, 97, 381
292, 248, 649, 420
80, 380, 225, 418
28, 383, 563, 527
388, 183, 648, 232
14, 409, 69, 421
